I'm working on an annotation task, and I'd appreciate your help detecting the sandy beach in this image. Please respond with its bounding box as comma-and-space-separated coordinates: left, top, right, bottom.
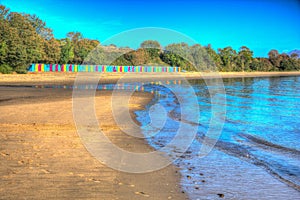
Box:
1, 72, 300, 199
1, 71, 300, 86
0, 81, 186, 199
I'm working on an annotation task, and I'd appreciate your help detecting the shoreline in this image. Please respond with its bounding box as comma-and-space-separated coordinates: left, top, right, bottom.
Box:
0, 71, 300, 86
0, 84, 187, 199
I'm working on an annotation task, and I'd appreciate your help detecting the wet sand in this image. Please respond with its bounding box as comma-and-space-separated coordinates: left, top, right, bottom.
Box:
0, 85, 186, 199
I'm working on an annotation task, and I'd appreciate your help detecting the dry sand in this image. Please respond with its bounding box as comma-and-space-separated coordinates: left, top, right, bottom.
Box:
0, 85, 186, 199
1, 71, 300, 86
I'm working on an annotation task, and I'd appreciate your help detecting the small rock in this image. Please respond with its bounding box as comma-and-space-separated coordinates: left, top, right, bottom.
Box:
135, 192, 149, 197
40, 169, 50, 174
18, 160, 24, 165
0, 152, 9, 157
217, 193, 224, 198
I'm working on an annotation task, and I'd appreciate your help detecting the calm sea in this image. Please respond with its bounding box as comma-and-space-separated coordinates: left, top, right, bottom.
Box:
135, 76, 300, 199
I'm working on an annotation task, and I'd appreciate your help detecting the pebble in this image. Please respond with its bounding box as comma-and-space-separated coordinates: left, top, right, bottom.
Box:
217, 193, 225, 198
135, 191, 149, 197
40, 169, 50, 174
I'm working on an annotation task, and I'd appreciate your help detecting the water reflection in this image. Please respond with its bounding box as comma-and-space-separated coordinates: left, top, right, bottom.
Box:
136, 76, 300, 194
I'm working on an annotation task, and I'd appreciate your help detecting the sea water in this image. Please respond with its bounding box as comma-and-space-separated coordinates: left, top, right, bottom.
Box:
134, 76, 300, 199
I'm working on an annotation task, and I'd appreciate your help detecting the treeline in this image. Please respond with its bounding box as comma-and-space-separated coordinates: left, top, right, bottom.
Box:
103, 41, 300, 72
0, 5, 299, 73
0, 5, 99, 73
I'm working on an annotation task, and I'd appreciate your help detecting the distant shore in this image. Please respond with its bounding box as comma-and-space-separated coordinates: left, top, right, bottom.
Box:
0, 71, 300, 86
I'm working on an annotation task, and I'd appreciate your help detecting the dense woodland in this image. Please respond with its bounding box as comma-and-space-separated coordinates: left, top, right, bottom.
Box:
0, 5, 299, 73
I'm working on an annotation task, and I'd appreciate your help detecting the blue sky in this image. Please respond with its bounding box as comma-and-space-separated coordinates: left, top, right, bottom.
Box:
1, 0, 299, 57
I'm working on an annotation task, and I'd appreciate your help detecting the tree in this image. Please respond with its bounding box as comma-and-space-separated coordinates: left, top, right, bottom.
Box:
291, 53, 298, 59
205, 44, 222, 70
0, 41, 8, 64
268, 49, 281, 70
161, 43, 193, 70
59, 38, 74, 64
0, 5, 10, 19
73, 38, 99, 64
25, 14, 54, 41
140, 40, 162, 60
0, 15, 9, 65
260, 58, 273, 71
218, 47, 237, 71
130, 48, 150, 65
7, 12, 44, 67
237, 46, 253, 71
42, 38, 61, 63
140, 40, 162, 50
279, 53, 299, 71
67, 32, 83, 43
190, 44, 210, 71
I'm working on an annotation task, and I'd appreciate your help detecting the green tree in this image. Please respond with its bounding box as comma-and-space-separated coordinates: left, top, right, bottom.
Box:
140, 40, 162, 50
140, 40, 162, 60
237, 46, 253, 71
74, 39, 99, 64
161, 51, 191, 69
7, 12, 44, 71
205, 44, 222, 70
59, 38, 74, 64
163, 43, 194, 70
218, 47, 237, 71
268, 49, 281, 70
190, 44, 210, 71
42, 38, 61, 63
0, 5, 10, 19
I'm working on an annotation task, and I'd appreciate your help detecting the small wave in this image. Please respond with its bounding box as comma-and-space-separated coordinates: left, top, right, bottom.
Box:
168, 109, 201, 126
238, 133, 300, 155
195, 135, 300, 191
